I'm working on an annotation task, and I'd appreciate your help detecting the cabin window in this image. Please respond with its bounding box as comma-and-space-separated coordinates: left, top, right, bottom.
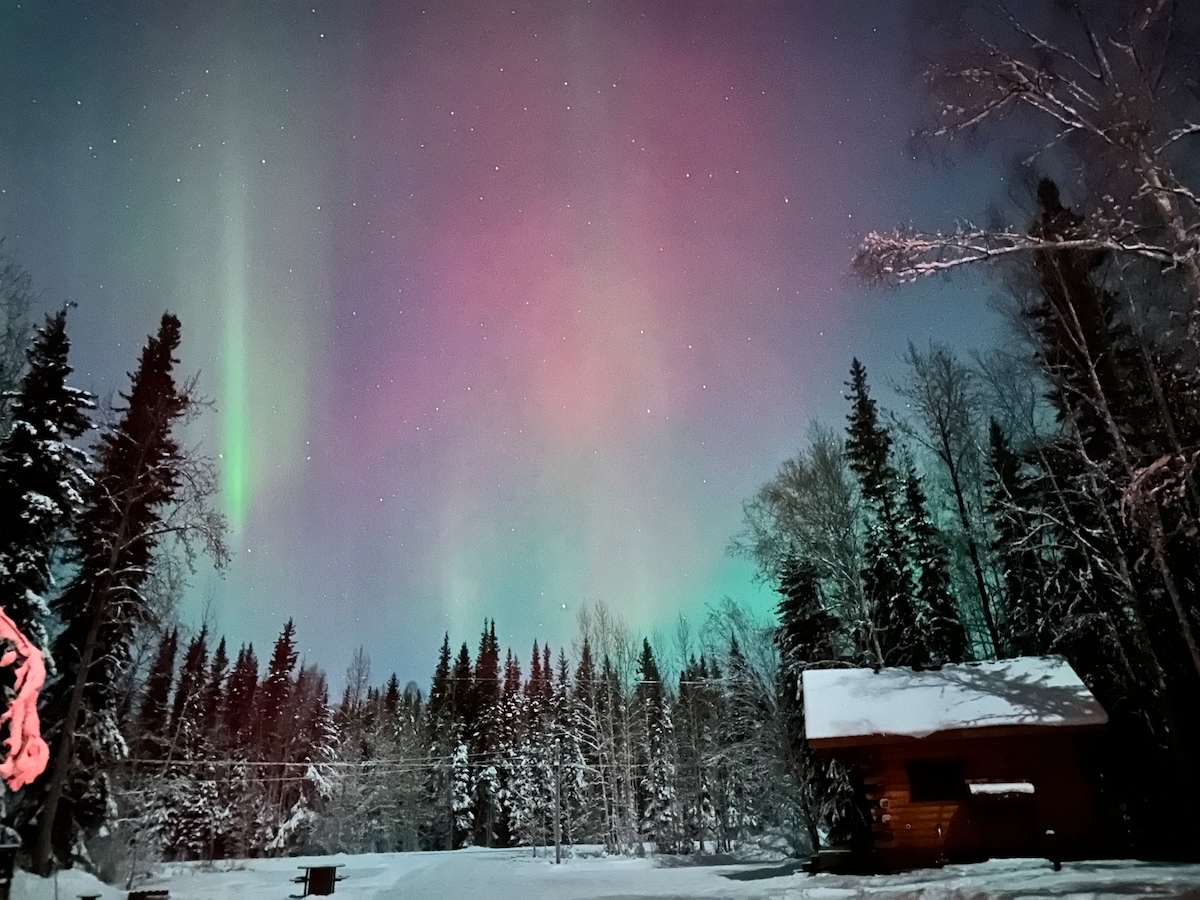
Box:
907, 760, 965, 802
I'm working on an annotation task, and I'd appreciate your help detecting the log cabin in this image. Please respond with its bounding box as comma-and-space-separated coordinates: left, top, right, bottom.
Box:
802, 657, 1112, 872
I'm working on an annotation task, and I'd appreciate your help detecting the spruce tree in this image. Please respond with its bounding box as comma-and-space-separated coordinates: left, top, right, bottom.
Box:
169, 627, 209, 759
136, 627, 179, 760
503, 648, 522, 698
224, 643, 259, 747
775, 557, 839, 681
0, 308, 93, 655
34, 313, 204, 873
421, 634, 457, 850
426, 633, 452, 724
470, 620, 502, 846
200, 637, 230, 743
473, 620, 500, 714
900, 467, 969, 664
383, 673, 401, 718
845, 359, 920, 666
635, 640, 681, 853
451, 642, 472, 723
525, 640, 544, 709
258, 619, 298, 749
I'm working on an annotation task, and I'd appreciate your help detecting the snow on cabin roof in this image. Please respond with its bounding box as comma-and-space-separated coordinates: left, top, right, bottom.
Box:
802, 656, 1108, 750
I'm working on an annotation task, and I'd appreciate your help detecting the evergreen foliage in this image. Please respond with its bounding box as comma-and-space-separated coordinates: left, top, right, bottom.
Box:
33, 313, 210, 873
0, 308, 93, 655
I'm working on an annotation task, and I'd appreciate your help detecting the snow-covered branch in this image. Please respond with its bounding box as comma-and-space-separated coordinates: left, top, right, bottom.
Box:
854, 227, 1177, 286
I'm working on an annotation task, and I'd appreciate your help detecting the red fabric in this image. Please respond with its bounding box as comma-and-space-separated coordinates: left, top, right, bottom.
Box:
0, 607, 48, 790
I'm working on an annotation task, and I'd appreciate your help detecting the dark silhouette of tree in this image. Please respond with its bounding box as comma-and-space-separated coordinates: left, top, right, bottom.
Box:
257, 619, 298, 749
901, 466, 969, 664
135, 627, 179, 760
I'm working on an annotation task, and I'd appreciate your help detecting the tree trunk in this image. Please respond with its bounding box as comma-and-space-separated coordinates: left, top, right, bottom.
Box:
32, 592, 107, 875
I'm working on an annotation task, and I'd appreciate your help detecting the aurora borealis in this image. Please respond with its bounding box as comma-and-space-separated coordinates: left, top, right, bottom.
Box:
0, 2, 1001, 682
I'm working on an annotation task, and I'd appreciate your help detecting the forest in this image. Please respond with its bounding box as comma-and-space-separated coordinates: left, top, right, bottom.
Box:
0, 0, 1199, 880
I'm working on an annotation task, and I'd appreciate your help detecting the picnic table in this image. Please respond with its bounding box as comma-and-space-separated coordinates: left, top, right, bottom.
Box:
292, 864, 345, 897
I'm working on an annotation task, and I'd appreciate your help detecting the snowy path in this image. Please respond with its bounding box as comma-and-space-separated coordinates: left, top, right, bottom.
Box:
14, 849, 1200, 899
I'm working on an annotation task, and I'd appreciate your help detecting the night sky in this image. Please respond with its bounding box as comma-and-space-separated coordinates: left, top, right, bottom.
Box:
0, 1, 1005, 685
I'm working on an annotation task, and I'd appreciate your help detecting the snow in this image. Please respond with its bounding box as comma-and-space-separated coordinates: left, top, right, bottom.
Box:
968, 781, 1035, 795
802, 657, 1107, 748
11, 849, 1200, 900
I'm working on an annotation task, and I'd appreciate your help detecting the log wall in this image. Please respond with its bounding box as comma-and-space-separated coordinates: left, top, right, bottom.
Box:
847, 733, 1106, 870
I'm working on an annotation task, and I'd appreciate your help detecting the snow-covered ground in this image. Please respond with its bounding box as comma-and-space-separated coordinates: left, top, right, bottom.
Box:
13, 848, 1200, 899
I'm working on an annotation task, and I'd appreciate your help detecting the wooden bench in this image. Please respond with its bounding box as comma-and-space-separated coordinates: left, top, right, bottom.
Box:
292, 865, 345, 897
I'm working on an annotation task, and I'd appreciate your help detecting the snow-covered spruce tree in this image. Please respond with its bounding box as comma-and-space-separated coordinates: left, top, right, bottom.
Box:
634, 639, 683, 854
450, 741, 474, 846
772, 562, 866, 852
423, 638, 477, 850
508, 642, 556, 854
223, 643, 259, 747
0, 308, 93, 656
275, 663, 335, 854
551, 648, 586, 852
199, 637, 229, 747
167, 626, 209, 762
569, 638, 606, 844
138, 627, 217, 860
674, 657, 718, 854
469, 621, 503, 847
251, 620, 335, 855
899, 465, 969, 665
420, 634, 455, 850
138, 625, 228, 861
31, 312, 226, 875
490, 648, 524, 847
844, 359, 922, 667
256, 618, 298, 754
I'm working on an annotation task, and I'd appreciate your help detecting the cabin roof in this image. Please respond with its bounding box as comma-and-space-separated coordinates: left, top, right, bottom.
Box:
802, 656, 1108, 751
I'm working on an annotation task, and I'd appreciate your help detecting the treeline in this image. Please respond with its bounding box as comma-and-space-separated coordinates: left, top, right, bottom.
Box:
95, 603, 808, 865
